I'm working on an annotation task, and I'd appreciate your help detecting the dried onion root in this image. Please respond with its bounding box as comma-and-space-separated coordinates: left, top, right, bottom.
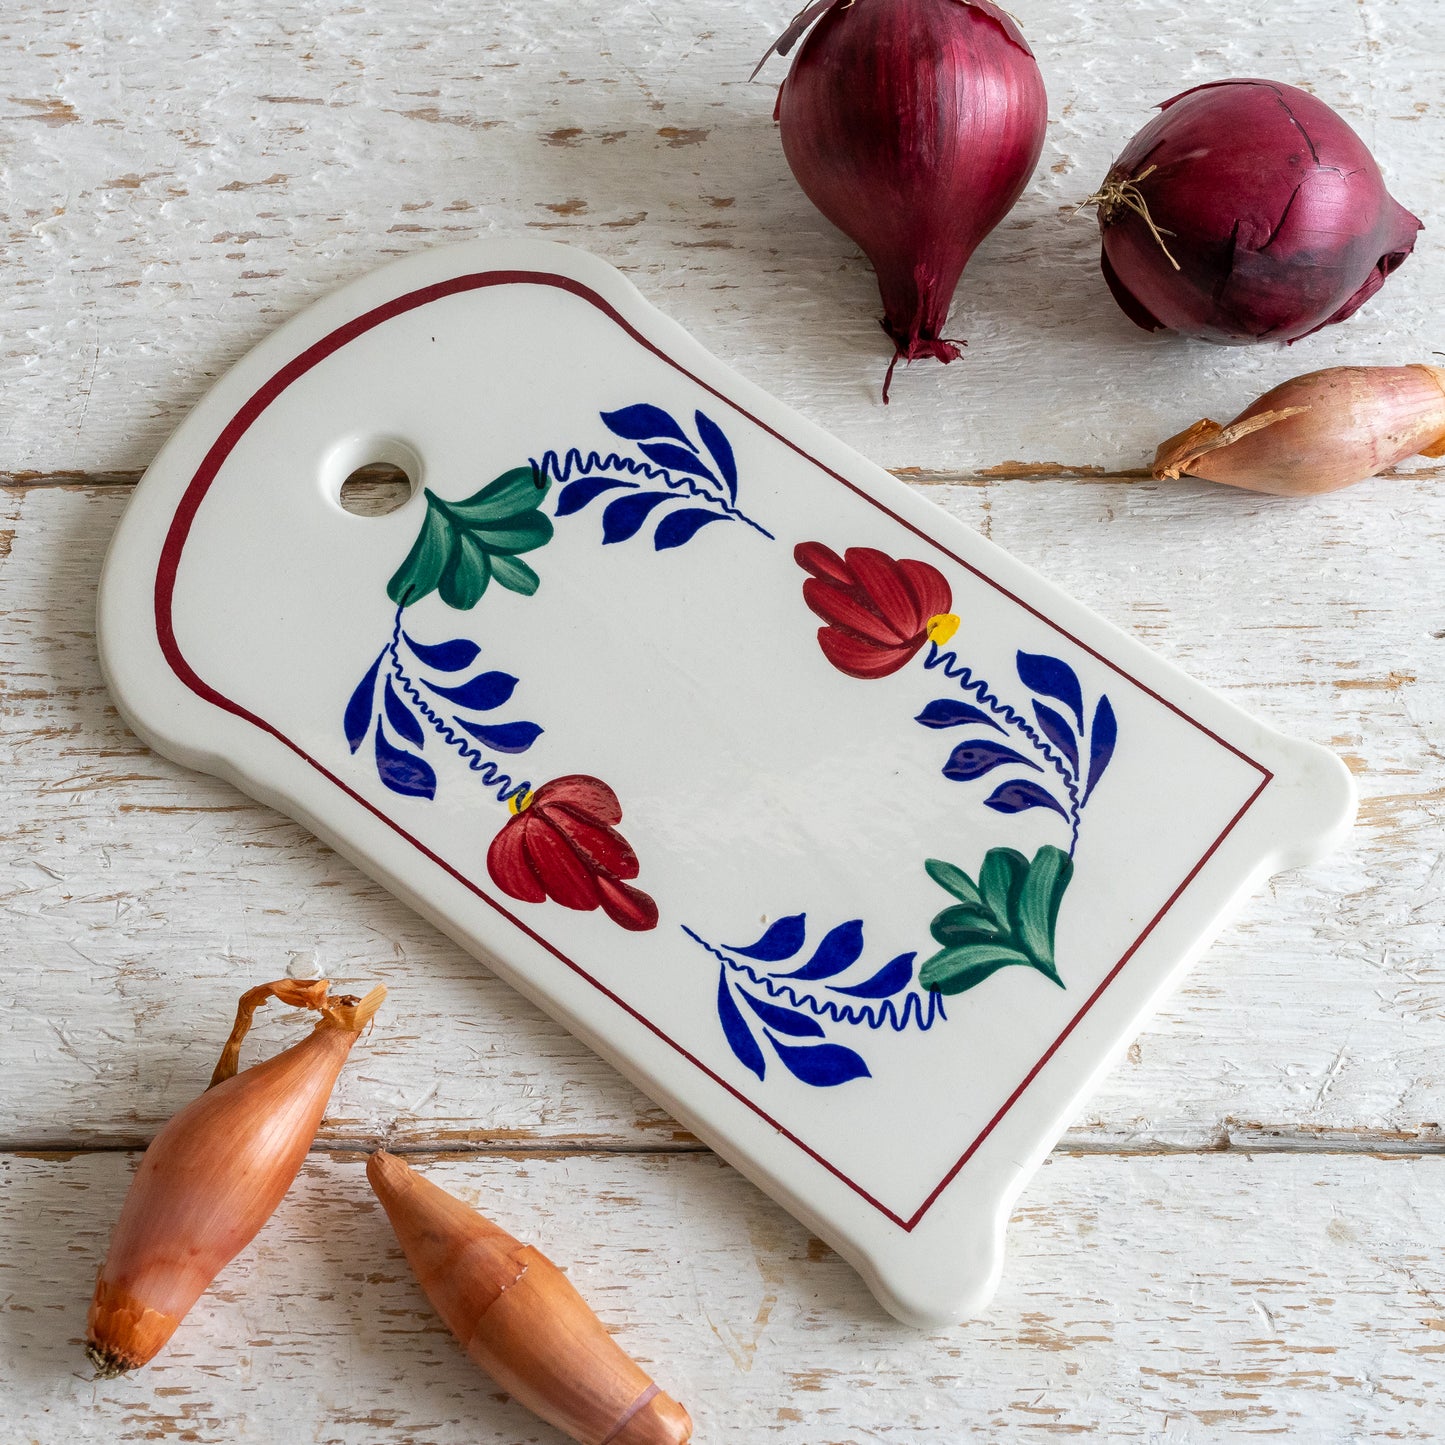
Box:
1152, 365, 1445, 496
86, 979, 385, 1377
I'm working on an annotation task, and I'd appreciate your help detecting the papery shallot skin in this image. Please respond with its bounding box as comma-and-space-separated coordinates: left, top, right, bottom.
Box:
86, 984, 385, 1376
1152, 365, 1445, 495
1097, 79, 1421, 344
368, 1152, 692, 1445
775, 0, 1047, 371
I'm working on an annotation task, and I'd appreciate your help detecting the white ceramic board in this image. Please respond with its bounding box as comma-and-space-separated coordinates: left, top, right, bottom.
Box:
96, 239, 1355, 1327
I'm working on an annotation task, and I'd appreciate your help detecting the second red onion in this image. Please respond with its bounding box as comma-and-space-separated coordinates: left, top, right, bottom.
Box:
1090, 79, 1421, 344
763, 0, 1048, 399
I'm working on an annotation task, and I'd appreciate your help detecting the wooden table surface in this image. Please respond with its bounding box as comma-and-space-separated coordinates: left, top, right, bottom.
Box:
4, 2, 1444, 1439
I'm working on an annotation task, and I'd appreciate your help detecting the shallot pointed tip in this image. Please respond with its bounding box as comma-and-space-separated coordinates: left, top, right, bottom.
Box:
1152, 418, 1225, 480
365, 1148, 412, 1197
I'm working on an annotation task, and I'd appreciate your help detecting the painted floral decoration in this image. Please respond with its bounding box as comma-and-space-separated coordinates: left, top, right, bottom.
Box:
486, 775, 659, 932
388, 467, 553, 609
795, 542, 959, 679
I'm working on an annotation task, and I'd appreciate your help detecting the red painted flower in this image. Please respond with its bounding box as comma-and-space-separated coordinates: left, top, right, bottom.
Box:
486, 775, 659, 932
795, 542, 956, 679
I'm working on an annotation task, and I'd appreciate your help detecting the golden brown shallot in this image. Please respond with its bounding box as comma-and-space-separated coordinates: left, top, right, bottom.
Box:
367, 1150, 692, 1445
1152, 365, 1445, 495
86, 979, 385, 1376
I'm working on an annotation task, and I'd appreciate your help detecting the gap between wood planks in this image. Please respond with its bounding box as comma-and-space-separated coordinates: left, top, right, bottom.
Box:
6, 463, 1445, 490
5, 1124, 1445, 1161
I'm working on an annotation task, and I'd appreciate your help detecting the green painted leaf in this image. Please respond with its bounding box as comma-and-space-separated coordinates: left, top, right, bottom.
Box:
924, 858, 984, 909
439, 531, 492, 609
386, 501, 452, 606
490, 553, 541, 596
1016, 845, 1073, 971
979, 847, 1030, 930
444, 467, 550, 523
919, 942, 1033, 995
390, 472, 554, 610
930, 904, 1002, 947
464, 510, 554, 555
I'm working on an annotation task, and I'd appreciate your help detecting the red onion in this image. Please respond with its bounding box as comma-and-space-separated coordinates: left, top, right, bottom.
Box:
760, 0, 1047, 399
1089, 79, 1421, 344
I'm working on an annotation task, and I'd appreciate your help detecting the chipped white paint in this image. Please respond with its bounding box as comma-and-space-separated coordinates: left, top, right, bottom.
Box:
3, 0, 1445, 1433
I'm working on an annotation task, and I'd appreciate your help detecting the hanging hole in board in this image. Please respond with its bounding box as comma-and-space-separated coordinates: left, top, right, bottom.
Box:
338, 461, 415, 517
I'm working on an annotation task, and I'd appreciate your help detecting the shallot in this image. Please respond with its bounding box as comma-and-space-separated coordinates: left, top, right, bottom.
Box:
1152, 366, 1445, 495
367, 1151, 692, 1445
86, 979, 385, 1376
1088, 79, 1421, 343
760, 0, 1048, 398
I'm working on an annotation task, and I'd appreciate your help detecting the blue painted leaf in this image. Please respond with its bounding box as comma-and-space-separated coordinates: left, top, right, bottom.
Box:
403, 634, 480, 671
738, 990, 826, 1038
984, 779, 1068, 819
383, 677, 425, 749
778, 919, 864, 981
1083, 694, 1117, 804
694, 410, 737, 500
601, 490, 675, 544
638, 442, 718, 485
1017, 650, 1084, 729
767, 1035, 870, 1087
830, 952, 916, 999
426, 670, 518, 712
451, 716, 543, 754
942, 739, 1039, 783
717, 969, 765, 1080
555, 477, 637, 517
915, 698, 1005, 733
654, 508, 727, 551
1032, 701, 1079, 776
728, 914, 806, 963
344, 651, 384, 754
600, 404, 693, 447
374, 724, 436, 800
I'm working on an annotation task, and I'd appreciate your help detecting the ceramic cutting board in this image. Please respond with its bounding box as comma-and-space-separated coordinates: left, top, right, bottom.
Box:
98, 239, 1355, 1327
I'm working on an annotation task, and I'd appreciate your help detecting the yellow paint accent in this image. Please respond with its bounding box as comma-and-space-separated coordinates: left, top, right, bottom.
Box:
508, 789, 534, 815
926, 613, 960, 646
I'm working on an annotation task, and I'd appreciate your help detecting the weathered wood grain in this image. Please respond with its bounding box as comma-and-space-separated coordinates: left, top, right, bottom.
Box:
1, 1, 1441, 474
3, 479, 1440, 1153
4, 1148, 1444, 1443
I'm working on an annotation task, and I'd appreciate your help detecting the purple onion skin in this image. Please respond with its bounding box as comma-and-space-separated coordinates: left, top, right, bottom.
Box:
1099, 79, 1421, 344
775, 0, 1047, 372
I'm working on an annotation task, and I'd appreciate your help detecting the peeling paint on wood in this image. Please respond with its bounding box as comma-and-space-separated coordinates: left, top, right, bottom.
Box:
5, 1151, 1445, 1441
0, 1, 1440, 473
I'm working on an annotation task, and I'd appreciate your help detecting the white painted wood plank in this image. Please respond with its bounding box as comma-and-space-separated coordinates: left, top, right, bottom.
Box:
4, 1148, 1443, 1442
3, 480, 1439, 1149
2, 0, 1442, 474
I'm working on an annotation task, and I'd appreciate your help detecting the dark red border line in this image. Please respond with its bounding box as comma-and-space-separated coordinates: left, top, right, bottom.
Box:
153, 269, 1273, 1232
